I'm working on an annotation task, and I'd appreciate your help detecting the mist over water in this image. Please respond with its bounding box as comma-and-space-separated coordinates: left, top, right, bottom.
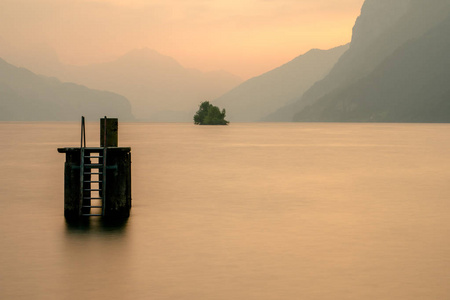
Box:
1, 122, 450, 299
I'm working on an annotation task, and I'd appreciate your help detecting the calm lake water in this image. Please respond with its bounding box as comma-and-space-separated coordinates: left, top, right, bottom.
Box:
1, 122, 450, 299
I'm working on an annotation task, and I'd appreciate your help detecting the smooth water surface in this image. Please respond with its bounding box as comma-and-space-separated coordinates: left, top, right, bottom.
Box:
1, 122, 450, 299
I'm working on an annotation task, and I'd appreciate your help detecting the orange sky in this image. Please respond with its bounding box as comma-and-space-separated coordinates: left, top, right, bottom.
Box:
0, 0, 364, 79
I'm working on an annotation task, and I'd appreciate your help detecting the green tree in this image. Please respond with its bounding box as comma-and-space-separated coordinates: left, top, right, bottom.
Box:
194, 101, 229, 125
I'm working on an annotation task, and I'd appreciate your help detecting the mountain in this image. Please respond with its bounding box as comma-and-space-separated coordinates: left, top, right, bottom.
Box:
268, 0, 450, 122
53, 48, 242, 121
294, 12, 450, 122
0, 38, 64, 77
212, 45, 348, 122
0, 58, 135, 121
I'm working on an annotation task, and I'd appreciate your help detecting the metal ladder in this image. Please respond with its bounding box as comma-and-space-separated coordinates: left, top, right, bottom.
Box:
80, 117, 107, 217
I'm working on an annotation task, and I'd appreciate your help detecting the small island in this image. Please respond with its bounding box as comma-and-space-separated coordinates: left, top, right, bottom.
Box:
193, 101, 229, 125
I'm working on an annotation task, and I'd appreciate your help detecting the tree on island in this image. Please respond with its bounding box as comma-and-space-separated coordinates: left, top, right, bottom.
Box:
194, 101, 229, 125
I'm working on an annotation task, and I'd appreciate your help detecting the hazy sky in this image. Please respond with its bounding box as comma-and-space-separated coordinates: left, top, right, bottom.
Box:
0, 0, 364, 79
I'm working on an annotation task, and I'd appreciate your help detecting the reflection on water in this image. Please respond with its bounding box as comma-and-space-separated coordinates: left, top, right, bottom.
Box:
1, 122, 450, 300
65, 218, 129, 235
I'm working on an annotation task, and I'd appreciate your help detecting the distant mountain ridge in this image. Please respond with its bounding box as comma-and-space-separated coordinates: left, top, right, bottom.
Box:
0, 58, 135, 121
212, 45, 349, 122
19, 48, 242, 122
0, 44, 242, 122
5, 0, 448, 123
270, 0, 450, 122
294, 12, 450, 122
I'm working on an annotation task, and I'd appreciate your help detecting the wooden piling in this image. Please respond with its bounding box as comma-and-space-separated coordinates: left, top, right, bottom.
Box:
58, 147, 132, 219
100, 118, 118, 147
58, 117, 131, 220
104, 148, 132, 218
61, 148, 82, 221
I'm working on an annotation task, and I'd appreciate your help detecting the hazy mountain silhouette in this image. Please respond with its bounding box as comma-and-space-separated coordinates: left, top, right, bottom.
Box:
0, 58, 135, 121
0, 38, 64, 77
269, 0, 450, 122
212, 45, 348, 122
52, 48, 242, 121
294, 12, 450, 122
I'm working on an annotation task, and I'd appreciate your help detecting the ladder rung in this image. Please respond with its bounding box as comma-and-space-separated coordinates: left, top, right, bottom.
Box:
85, 164, 103, 168
82, 214, 103, 217
84, 172, 103, 175
82, 206, 103, 208
85, 156, 103, 158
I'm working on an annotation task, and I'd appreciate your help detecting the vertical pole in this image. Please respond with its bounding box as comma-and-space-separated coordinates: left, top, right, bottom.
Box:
103, 116, 107, 216
102, 147, 107, 216
81, 116, 85, 148
104, 116, 107, 148
80, 116, 85, 217
83, 119, 86, 147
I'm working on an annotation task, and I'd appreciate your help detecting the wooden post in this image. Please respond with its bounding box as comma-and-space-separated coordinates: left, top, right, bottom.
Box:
59, 117, 131, 221
61, 149, 81, 221
104, 148, 132, 218
100, 118, 118, 147
58, 146, 132, 220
